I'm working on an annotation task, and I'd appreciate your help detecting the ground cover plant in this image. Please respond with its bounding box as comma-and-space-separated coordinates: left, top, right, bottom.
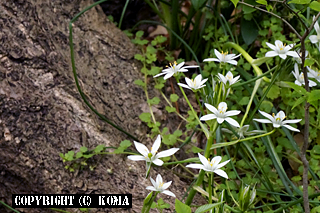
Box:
2, 0, 320, 212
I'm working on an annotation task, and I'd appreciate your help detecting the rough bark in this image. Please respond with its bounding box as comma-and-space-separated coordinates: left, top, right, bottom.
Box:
0, 0, 202, 212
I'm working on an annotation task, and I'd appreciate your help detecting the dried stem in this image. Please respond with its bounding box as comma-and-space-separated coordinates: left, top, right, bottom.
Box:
299, 12, 320, 213
238, 1, 301, 39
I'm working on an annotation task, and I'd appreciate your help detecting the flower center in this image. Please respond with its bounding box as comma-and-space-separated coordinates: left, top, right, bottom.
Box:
148, 152, 153, 159
208, 158, 213, 167
277, 43, 286, 51
218, 106, 227, 114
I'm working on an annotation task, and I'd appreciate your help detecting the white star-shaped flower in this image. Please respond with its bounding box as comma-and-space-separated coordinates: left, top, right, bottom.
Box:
217, 71, 240, 86
127, 135, 179, 166
292, 64, 317, 87
253, 110, 302, 132
203, 49, 241, 65
146, 174, 175, 197
307, 66, 320, 83
154, 61, 199, 80
177, 74, 208, 91
265, 40, 299, 59
186, 153, 230, 179
309, 16, 320, 44
200, 102, 241, 127
222, 125, 266, 139
293, 49, 308, 64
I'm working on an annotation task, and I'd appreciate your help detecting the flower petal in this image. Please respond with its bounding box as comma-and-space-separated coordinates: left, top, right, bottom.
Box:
225, 117, 240, 127
134, 141, 149, 156
152, 135, 161, 153
225, 110, 241, 117
156, 174, 163, 184
266, 42, 276, 50
286, 51, 299, 58
265, 51, 279, 58
177, 83, 191, 90
259, 110, 274, 121
198, 153, 208, 166
217, 117, 225, 124
163, 72, 175, 80
162, 190, 176, 197
154, 72, 166, 78
282, 119, 302, 124
227, 60, 238, 65
146, 186, 157, 191
152, 159, 164, 166
156, 148, 179, 158
127, 155, 146, 161
150, 177, 156, 187
203, 58, 220, 62
309, 35, 318, 44
214, 169, 229, 179
283, 125, 300, 132
186, 163, 204, 170
217, 159, 230, 169
200, 114, 217, 121
253, 119, 273, 124
205, 103, 218, 114
162, 181, 172, 190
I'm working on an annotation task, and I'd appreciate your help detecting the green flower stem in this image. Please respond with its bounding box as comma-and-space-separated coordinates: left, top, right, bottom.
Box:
172, 155, 195, 176
143, 192, 159, 213
240, 78, 262, 127
163, 157, 200, 166
68, 0, 139, 141
0, 200, 20, 213
177, 77, 210, 139
208, 173, 213, 204
232, 66, 276, 88
143, 65, 157, 125
160, 91, 188, 122
185, 135, 216, 205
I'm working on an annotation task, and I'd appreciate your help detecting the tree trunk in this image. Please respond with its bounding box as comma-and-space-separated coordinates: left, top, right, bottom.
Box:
0, 0, 200, 212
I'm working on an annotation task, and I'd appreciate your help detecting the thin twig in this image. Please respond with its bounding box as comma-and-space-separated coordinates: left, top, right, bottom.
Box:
299, 11, 320, 213
238, 1, 301, 39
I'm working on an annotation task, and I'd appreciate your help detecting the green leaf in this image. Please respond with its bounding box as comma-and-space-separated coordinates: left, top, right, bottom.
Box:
120, 140, 132, 148
310, 1, 320, 11
265, 85, 280, 100
83, 153, 94, 158
147, 97, 160, 105
76, 152, 83, 159
260, 100, 273, 112
288, 0, 310, 4
170, 94, 179, 102
175, 199, 191, 213
251, 57, 272, 66
308, 90, 320, 102
135, 31, 144, 38
292, 96, 306, 110
191, 0, 207, 10
173, 130, 183, 137
239, 96, 250, 105
241, 18, 259, 45
134, 79, 146, 87
211, 140, 240, 149
256, 0, 267, 5
284, 81, 307, 95
165, 106, 176, 113
66, 151, 75, 161
304, 58, 315, 67
191, 146, 204, 153
95, 144, 105, 153
195, 203, 224, 213
134, 54, 145, 62
80, 146, 88, 153
139, 112, 151, 123
148, 66, 161, 76
230, 0, 240, 7
242, 0, 257, 14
